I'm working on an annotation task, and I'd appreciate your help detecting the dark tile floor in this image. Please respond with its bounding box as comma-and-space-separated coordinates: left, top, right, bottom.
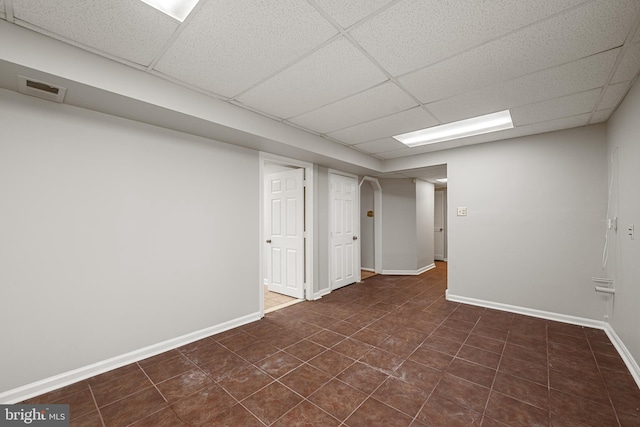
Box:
24, 262, 640, 426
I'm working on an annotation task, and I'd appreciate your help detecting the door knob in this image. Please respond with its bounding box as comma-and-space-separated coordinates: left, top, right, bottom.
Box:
353, 236, 358, 240
266, 239, 272, 243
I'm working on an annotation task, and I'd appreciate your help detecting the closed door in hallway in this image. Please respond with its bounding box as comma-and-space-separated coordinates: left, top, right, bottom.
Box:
265, 168, 305, 299
330, 172, 358, 290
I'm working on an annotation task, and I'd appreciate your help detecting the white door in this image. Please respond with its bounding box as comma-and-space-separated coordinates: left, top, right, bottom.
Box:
265, 169, 304, 299
434, 190, 445, 261
330, 173, 358, 290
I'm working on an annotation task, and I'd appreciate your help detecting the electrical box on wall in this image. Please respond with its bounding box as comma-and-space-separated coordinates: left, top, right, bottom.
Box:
457, 207, 468, 216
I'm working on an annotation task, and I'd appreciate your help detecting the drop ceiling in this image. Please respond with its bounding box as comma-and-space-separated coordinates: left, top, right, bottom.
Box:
1, 0, 640, 168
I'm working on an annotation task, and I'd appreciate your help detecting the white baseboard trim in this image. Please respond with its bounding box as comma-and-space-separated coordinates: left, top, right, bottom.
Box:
0, 311, 262, 404
445, 291, 640, 389
382, 263, 436, 276
361, 267, 375, 272
604, 324, 640, 389
445, 291, 606, 329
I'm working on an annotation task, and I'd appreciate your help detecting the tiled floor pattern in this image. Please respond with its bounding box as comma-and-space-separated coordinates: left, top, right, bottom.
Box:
264, 285, 298, 311
24, 262, 640, 426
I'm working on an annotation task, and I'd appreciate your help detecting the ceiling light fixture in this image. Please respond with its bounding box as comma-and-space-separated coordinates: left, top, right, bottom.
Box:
436, 178, 448, 183
393, 110, 514, 147
139, 0, 199, 21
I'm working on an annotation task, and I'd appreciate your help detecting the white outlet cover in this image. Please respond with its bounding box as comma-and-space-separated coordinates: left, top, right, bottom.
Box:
457, 207, 468, 216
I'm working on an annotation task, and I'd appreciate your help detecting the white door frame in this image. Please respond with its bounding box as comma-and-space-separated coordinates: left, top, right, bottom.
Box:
259, 152, 314, 316
329, 169, 360, 287
359, 176, 382, 275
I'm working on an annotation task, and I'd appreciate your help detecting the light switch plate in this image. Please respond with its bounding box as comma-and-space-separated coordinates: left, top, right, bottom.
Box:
457, 207, 468, 216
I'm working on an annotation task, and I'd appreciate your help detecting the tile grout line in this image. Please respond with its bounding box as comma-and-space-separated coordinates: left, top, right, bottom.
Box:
585, 330, 623, 427
479, 319, 510, 424
87, 384, 106, 427
546, 322, 552, 426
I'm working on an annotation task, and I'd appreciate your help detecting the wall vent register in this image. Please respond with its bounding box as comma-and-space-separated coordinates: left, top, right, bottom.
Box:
18, 76, 67, 103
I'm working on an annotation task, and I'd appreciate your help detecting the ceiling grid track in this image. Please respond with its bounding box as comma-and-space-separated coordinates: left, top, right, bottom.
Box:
4, 0, 13, 22
145, 0, 206, 72
390, 0, 600, 85
306, 0, 441, 125
227, 31, 344, 102
587, 8, 640, 124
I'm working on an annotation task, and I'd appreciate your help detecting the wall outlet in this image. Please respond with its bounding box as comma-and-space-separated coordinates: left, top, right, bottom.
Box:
629, 224, 635, 240
457, 207, 468, 216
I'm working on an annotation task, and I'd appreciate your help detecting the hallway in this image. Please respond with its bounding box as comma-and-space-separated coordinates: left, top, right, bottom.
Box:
24, 263, 640, 425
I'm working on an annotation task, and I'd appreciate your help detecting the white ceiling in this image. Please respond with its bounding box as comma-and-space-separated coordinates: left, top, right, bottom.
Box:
1, 0, 640, 165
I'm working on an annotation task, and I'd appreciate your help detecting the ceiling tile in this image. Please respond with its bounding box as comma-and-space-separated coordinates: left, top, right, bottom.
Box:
511, 89, 601, 126
591, 109, 613, 123
236, 37, 387, 119
12, 0, 179, 66
597, 82, 631, 110
288, 82, 416, 134
352, 137, 407, 154
327, 106, 438, 145
314, 0, 395, 29
427, 49, 618, 123
350, 0, 588, 76
495, 113, 591, 142
612, 42, 640, 84
154, 0, 337, 98
399, 0, 638, 104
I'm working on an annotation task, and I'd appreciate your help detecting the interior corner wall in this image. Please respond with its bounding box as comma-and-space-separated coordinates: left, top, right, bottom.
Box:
416, 180, 435, 270
360, 181, 375, 270
380, 178, 418, 271
606, 78, 640, 366
0, 89, 260, 394
437, 124, 608, 320
315, 166, 330, 296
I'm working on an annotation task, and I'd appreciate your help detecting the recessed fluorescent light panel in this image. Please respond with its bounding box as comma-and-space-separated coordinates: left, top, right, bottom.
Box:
139, 0, 199, 21
393, 110, 514, 147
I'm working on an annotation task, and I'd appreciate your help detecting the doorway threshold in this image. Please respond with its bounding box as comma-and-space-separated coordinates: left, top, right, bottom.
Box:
265, 298, 303, 314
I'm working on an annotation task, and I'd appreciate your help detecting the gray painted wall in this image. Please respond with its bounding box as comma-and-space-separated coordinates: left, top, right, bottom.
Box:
0, 90, 260, 393
446, 126, 607, 319
405, 124, 607, 320
316, 166, 330, 295
606, 78, 640, 366
379, 178, 435, 272
416, 180, 435, 270
380, 179, 418, 271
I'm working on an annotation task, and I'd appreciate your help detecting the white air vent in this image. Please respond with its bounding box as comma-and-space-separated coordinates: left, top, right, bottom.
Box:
18, 76, 66, 103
